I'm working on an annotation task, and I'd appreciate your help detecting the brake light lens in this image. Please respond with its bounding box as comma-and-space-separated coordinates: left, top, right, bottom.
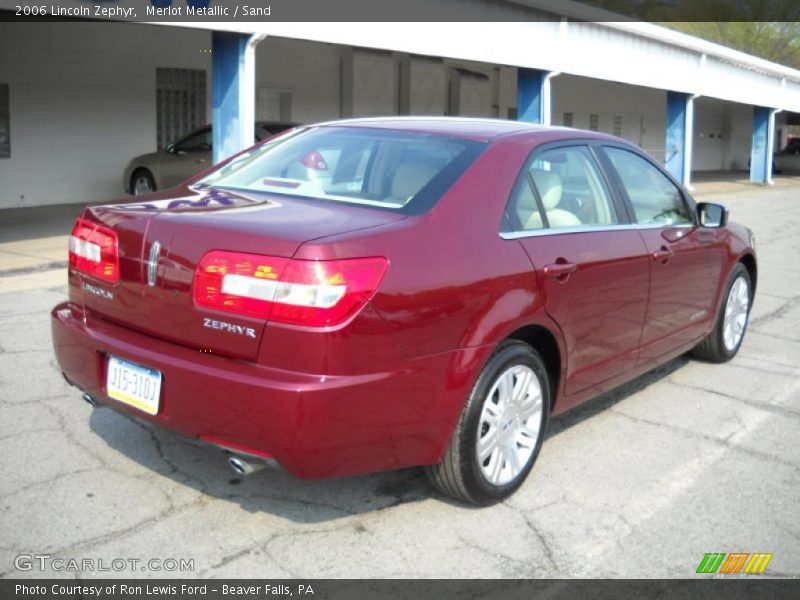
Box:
193, 251, 388, 327
300, 150, 329, 171
68, 218, 119, 283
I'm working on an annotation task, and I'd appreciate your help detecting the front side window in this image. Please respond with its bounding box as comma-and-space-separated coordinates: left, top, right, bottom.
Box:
507, 145, 618, 231
604, 147, 691, 226
198, 126, 485, 211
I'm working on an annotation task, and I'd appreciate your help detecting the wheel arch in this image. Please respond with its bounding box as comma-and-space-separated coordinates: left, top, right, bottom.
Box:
739, 252, 757, 296
129, 166, 157, 193
506, 324, 562, 411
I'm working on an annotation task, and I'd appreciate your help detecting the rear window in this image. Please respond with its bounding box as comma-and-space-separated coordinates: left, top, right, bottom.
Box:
196, 126, 486, 213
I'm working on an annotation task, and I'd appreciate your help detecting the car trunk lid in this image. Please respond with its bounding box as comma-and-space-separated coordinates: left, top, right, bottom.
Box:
78, 188, 404, 360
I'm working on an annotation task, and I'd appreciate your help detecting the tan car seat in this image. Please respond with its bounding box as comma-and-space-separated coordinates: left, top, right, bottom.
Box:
521, 169, 582, 229
389, 162, 438, 204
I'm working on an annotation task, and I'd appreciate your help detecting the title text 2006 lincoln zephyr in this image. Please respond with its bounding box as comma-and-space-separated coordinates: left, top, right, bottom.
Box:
52, 118, 756, 504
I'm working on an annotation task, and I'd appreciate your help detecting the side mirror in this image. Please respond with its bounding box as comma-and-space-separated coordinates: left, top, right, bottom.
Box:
165, 143, 176, 154
697, 202, 728, 228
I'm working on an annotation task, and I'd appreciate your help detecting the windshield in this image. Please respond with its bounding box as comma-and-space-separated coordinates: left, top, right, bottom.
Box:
195, 126, 487, 212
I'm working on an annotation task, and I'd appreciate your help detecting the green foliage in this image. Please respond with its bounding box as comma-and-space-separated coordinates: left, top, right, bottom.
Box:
666, 22, 800, 69
576, 1, 800, 68
581, 0, 800, 21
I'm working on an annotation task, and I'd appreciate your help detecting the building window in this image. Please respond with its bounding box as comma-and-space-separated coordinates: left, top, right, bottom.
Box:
563, 112, 574, 127
589, 113, 599, 132
613, 115, 623, 137
0, 84, 9, 159
156, 68, 206, 150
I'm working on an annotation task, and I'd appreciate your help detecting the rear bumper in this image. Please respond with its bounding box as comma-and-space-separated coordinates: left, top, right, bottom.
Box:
51, 302, 486, 479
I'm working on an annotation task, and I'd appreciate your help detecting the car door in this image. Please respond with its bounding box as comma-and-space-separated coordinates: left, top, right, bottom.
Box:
600, 146, 723, 364
160, 127, 212, 189
503, 143, 651, 396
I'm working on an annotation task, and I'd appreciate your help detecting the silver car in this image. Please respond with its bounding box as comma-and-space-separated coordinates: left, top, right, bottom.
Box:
123, 122, 299, 195
773, 138, 800, 174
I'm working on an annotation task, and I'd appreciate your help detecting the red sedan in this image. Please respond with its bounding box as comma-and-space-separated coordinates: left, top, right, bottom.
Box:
52, 118, 756, 504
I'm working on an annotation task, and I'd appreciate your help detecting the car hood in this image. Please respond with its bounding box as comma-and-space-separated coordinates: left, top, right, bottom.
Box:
128, 151, 166, 167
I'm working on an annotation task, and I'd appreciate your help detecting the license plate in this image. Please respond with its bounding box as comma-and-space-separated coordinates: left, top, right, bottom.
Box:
106, 356, 162, 415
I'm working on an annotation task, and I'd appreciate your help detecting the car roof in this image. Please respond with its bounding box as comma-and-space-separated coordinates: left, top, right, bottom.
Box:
257, 121, 300, 127
313, 116, 621, 143
188, 122, 298, 132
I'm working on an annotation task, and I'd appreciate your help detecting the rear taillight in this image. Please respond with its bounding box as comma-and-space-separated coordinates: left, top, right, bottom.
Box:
68, 218, 119, 283
193, 251, 387, 327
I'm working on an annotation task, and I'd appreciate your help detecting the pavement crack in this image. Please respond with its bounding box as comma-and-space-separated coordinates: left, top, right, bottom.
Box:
610, 409, 800, 474
0, 428, 60, 443
125, 417, 211, 493
667, 380, 800, 420
749, 294, 800, 328
520, 513, 560, 575
222, 491, 358, 518
0, 466, 103, 500
202, 547, 256, 575
50, 497, 207, 558
0, 261, 68, 278
456, 534, 537, 577
257, 525, 357, 578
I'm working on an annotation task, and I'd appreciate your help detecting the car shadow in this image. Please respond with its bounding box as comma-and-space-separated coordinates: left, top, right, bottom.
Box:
88, 354, 691, 522
545, 354, 690, 439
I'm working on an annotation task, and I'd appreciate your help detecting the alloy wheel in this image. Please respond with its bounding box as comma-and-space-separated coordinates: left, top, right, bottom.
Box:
476, 365, 543, 486
133, 175, 154, 195
723, 275, 749, 351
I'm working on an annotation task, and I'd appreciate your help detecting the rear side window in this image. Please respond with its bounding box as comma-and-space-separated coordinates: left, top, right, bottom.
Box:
604, 147, 691, 226
507, 145, 618, 231
200, 126, 486, 213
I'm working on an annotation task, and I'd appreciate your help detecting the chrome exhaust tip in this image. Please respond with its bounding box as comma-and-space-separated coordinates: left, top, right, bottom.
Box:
82, 393, 100, 408
228, 455, 266, 476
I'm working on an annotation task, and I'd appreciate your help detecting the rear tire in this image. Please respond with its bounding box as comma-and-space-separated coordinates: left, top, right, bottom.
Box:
691, 263, 752, 363
425, 340, 550, 505
131, 169, 156, 196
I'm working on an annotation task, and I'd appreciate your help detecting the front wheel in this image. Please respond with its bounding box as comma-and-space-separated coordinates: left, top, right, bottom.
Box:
692, 263, 752, 362
130, 169, 156, 196
425, 340, 550, 505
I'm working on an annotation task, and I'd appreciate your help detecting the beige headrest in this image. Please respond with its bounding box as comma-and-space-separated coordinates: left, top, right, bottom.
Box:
529, 169, 563, 210
391, 162, 438, 202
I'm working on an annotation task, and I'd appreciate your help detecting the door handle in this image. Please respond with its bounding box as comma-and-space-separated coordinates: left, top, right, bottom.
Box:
194, 159, 208, 164
651, 246, 673, 263
543, 261, 577, 280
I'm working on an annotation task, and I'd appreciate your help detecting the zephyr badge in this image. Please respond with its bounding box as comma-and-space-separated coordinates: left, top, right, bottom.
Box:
147, 241, 160, 287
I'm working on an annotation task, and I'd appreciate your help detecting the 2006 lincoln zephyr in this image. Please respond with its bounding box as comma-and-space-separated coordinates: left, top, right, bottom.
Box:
52, 118, 757, 504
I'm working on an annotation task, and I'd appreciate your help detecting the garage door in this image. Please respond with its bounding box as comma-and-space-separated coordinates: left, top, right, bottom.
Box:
693, 107, 726, 171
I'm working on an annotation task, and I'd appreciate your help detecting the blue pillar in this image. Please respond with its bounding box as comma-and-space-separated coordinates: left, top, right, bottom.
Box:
666, 91, 696, 187
750, 106, 774, 184
517, 69, 547, 124
212, 32, 250, 165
